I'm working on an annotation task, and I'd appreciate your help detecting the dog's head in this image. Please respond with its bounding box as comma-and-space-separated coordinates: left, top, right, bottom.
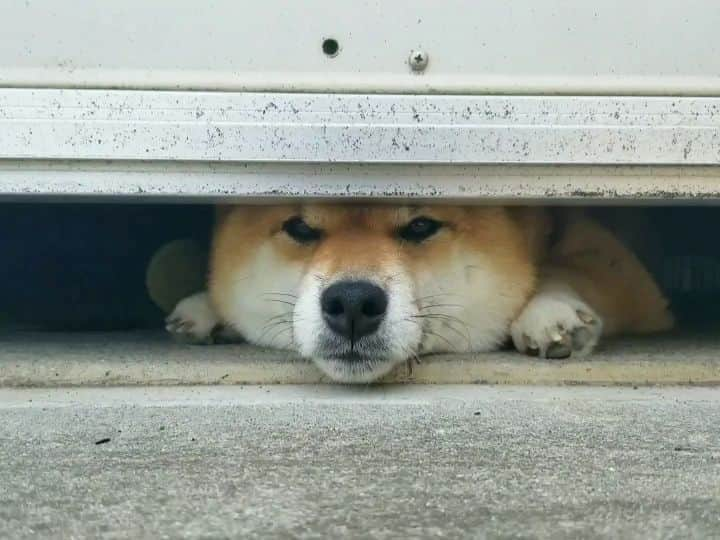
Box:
210, 205, 543, 382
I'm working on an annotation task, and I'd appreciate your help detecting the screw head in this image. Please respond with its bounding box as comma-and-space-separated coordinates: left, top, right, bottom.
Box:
408, 50, 429, 72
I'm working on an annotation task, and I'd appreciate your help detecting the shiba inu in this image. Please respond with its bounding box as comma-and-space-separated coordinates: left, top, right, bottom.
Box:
166, 205, 673, 382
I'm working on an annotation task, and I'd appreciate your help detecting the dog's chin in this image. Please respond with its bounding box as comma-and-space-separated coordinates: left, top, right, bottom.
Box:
312, 353, 402, 383
297, 323, 422, 383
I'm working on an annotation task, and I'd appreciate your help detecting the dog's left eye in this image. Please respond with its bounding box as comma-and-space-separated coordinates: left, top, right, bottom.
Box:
282, 216, 322, 244
398, 216, 442, 243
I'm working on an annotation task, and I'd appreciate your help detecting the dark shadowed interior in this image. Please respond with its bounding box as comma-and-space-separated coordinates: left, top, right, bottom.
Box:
0, 204, 213, 331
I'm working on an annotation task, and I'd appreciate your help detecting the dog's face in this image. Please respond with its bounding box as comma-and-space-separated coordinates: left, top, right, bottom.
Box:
210, 205, 540, 382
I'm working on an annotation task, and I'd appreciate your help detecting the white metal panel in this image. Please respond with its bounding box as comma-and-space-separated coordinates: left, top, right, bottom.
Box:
1, 0, 720, 95
2, 90, 720, 164
1, 161, 719, 203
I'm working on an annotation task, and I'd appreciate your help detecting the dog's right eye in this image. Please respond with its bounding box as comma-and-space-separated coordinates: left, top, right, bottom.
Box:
282, 216, 322, 244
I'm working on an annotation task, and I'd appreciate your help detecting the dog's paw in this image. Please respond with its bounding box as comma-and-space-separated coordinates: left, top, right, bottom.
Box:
510, 290, 603, 359
165, 292, 219, 344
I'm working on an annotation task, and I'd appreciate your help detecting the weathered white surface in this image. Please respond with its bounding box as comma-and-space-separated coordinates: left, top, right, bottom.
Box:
3, 161, 720, 202
1, 0, 720, 95
3, 90, 720, 164
2, 331, 720, 387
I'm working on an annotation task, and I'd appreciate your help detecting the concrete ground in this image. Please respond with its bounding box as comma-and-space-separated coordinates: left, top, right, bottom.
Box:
3, 330, 720, 386
1, 385, 720, 539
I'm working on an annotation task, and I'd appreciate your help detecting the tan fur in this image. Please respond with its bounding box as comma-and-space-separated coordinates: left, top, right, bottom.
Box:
209, 206, 541, 330
209, 205, 303, 314
542, 211, 674, 335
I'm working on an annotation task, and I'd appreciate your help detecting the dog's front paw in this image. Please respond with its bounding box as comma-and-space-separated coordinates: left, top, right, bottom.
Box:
510, 290, 602, 359
165, 292, 219, 344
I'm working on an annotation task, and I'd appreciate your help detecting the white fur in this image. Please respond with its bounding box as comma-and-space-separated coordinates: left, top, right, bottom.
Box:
223, 244, 305, 351
511, 281, 603, 358
166, 292, 219, 343
412, 251, 522, 355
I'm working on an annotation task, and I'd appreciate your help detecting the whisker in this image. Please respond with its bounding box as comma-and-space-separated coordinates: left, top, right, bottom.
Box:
405, 316, 465, 352
414, 316, 471, 347
421, 329, 459, 352
414, 311, 470, 334
257, 320, 293, 342
267, 325, 294, 347
264, 299, 296, 307
312, 273, 328, 283
402, 343, 421, 366
412, 313, 462, 321
415, 293, 462, 302
418, 303, 464, 311
412, 313, 466, 326
262, 292, 299, 299
263, 311, 294, 325
260, 314, 306, 335
260, 319, 293, 332
412, 312, 469, 329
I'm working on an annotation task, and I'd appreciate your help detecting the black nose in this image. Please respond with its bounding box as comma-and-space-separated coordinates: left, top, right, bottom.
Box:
320, 280, 388, 341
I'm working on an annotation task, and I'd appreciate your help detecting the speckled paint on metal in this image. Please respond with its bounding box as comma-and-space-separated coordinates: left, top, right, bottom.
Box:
2, 161, 720, 202
2, 90, 720, 165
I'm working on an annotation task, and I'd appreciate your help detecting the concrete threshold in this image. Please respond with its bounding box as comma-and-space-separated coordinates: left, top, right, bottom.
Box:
0, 330, 719, 387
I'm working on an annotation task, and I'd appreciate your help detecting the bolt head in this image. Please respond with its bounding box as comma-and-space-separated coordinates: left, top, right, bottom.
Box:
408, 50, 429, 72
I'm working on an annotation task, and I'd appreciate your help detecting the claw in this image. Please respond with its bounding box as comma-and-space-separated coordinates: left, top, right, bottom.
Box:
521, 333, 539, 356
166, 318, 196, 334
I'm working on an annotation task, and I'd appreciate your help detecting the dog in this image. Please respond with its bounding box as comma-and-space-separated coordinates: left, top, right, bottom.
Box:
166, 205, 674, 382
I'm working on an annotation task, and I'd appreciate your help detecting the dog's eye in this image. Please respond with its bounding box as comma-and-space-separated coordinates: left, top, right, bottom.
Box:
282, 216, 322, 244
398, 216, 442, 243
